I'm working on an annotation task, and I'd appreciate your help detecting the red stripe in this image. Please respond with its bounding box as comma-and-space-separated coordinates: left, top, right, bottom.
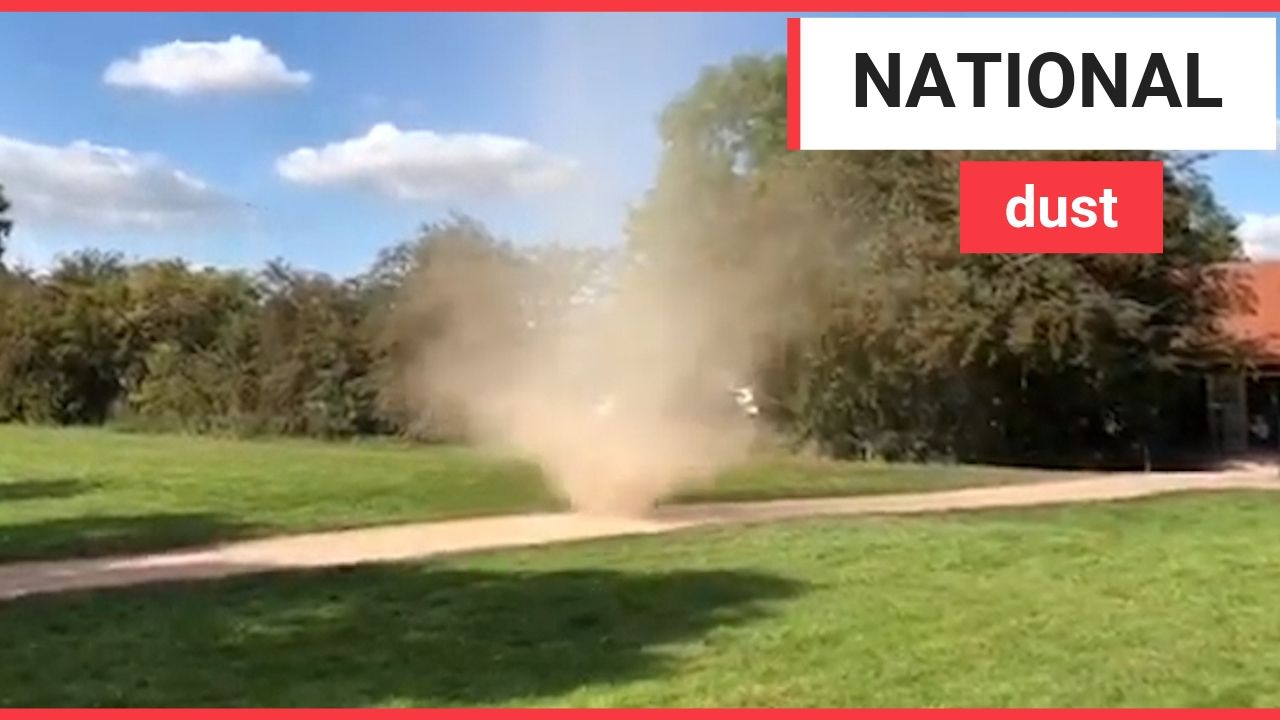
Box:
4, 0, 1280, 8
787, 17, 801, 152
2, 705, 1203, 716
0, 710, 1276, 717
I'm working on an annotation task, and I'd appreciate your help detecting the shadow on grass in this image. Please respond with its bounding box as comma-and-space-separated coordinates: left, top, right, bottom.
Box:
0, 565, 802, 707
0, 513, 257, 562
0, 478, 99, 501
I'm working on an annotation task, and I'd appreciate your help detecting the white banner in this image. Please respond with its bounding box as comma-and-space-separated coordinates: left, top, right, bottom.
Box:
792, 17, 1277, 150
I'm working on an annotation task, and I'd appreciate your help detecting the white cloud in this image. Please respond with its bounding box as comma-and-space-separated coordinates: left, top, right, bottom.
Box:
1236, 212, 1280, 259
104, 36, 310, 95
276, 123, 578, 201
0, 134, 235, 231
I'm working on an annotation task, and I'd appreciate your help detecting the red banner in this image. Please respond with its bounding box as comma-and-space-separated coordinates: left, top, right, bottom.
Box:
960, 160, 1164, 254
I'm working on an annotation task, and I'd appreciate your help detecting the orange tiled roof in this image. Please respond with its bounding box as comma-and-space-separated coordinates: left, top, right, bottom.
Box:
1219, 261, 1280, 363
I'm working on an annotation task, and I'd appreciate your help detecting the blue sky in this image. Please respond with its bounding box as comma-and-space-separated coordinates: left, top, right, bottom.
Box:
0, 13, 1276, 276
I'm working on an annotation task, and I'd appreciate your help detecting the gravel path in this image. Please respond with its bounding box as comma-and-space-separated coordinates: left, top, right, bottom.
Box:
1, 468, 1276, 601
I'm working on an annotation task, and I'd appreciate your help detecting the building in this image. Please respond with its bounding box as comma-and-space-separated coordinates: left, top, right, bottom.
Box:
1205, 261, 1280, 455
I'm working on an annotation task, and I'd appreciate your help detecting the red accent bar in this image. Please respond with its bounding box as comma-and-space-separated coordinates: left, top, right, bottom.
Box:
1, 710, 1279, 716
959, 160, 1164, 254
5, 707, 1274, 712
787, 18, 801, 151
5, 0, 1280, 9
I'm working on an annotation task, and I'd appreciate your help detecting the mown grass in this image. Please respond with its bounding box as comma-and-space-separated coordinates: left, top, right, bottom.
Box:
3, 492, 1280, 707
0, 424, 1066, 562
674, 453, 1073, 503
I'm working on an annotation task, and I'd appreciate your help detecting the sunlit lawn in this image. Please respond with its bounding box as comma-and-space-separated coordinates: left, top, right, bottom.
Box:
0, 424, 1068, 562
2, 492, 1278, 706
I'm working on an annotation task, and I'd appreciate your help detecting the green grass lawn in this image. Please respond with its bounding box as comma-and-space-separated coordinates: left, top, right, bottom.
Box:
2, 491, 1279, 707
0, 424, 1066, 563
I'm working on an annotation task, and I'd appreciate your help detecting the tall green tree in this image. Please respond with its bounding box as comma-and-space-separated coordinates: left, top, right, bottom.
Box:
120, 260, 260, 433
630, 54, 1244, 466
0, 251, 131, 424
253, 261, 380, 437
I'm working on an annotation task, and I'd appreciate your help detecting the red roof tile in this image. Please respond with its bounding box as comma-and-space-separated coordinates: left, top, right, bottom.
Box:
1220, 261, 1280, 363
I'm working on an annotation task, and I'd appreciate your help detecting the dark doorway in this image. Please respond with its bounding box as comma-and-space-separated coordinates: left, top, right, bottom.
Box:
1170, 375, 1211, 450
1245, 375, 1280, 451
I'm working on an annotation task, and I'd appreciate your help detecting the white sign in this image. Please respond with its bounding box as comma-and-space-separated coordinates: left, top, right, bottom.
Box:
792, 17, 1277, 150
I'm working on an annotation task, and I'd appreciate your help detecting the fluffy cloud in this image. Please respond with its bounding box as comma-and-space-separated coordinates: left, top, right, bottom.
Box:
276, 123, 578, 200
0, 134, 235, 231
1236, 212, 1280, 259
104, 36, 311, 95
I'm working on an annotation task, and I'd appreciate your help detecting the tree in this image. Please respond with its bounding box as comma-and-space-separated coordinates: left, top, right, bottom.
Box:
120, 260, 260, 433
0, 251, 131, 424
254, 261, 380, 437
0, 183, 12, 267
629, 53, 1244, 467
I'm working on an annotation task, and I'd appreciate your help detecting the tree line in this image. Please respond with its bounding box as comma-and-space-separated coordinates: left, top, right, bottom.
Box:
0, 212, 566, 439
0, 54, 1254, 467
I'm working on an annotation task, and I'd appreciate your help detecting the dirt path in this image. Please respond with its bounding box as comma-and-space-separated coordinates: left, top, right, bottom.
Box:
2, 468, 1277, 601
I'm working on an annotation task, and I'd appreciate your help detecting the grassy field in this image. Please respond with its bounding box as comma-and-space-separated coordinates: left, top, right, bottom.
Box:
1, 491, 1278, 707
0, 424, 1066, 562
